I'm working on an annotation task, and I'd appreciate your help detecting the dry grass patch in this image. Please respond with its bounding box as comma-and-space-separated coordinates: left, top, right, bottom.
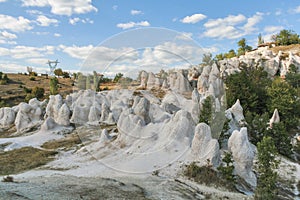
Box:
0, 147, 57, 175
41, 134, 81, 150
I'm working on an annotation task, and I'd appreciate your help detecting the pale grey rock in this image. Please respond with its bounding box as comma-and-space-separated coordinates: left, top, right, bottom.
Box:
146, 72, 156, 89
0, 107, 16, 129
190, 123, 220, 167
191, 88, 200, 123
41, 117, 57, 131
229, 99, 245, 124
228, 127, 257, 189
88, 105, 101, 123
99, 129, 111, 143
269, 109, 280, 128
15, 102, 43, 133
133, 97, 151, 124
139, 70, 148, 88
57, 103, 70, 126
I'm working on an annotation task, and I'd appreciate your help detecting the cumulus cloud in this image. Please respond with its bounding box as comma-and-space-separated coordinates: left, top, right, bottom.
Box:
292, 5, 300, 13
0, 45, 55, 59
0, 31, 17, 39
22, 0, 98, 16
112, 5, 118, 10
0, 0, 7, 2
54, 33, 61, 37
0, 14, 32, 32
131, 10, 143, 15
36, 15, 58, 26
116, 21, 150, 29
264, 25, 284, 33
203, 13, 263, 39
180, 13, 207, 24
69, 17, 93, 25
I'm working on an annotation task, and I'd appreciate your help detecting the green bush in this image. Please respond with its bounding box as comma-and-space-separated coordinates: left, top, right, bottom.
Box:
29, 77, 36, 81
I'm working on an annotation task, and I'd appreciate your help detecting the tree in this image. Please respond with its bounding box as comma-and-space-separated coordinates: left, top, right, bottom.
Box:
258, 33, 264, 46
199, 96, 213, 124
31, 87, 45, 100
62, 71, 70, 78
202, 53, 213, 65
215, 53, 225, 61
274, 29, 300, 46
266, 122, 292, 157
255, 136, 279, 200
113, 73, 123, 83
218, 152, 235, 183
237, 38, 252, 56
54, 68, 63, 77
50, 77, 59, 95
267, 78, 300, 130
224, 49, 236, 59
225, 65, 271, 115
285, 64, 300, 88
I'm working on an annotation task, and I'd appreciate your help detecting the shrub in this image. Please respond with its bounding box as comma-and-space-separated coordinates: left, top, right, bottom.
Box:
29, 77, 36, 81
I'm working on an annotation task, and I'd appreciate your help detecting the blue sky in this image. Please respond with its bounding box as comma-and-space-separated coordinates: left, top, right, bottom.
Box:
0, 0, 300, 76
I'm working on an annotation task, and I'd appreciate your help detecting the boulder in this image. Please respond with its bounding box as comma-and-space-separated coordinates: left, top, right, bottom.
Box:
269, 109, 280, 128
0, 107, 16, 129
57, 103, 71, 126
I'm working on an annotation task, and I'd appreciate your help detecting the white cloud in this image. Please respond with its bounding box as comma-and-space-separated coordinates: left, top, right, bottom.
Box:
112, 5, 118, 10
293, 5, 300, 13
0, 45, 55, 59
116, 21, 150, 29
0, 31, 17, 44
204, 14, 246, 28
275, 10, 282, 16
180, 13, 207, 24
0, 0, 7, 2
243, 12, 263, 34
54, 33, 61, 37
36, 15, 58, 26
175, 32, 193, 41
131, 10, 143, 15
22, 0, 98, 16
59, 44, 94, 60
0, 14, 33, 32
26, 10, 43, 15
69, 17, 93, 25
264, 26, 284, 33
0, 31, 17, 39
203, 13, 263, 39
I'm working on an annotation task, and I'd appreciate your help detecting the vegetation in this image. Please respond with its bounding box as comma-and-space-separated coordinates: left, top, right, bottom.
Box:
199, 96, 213, 124
0, 146, 57, 175
50, 77, 59, 95
113, 73, 123, 83
0, 72, 10, 85
237, 38, 252, 56
217, 152, 235, 183
255, 136, 279, 200
184, 161, 236, 191
272, 29, 300, 46
24, 86, 45, 102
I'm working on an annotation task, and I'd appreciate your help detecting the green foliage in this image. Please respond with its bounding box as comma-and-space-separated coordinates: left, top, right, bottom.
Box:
258, 33, 264, 45
113, 73, 123, 83
255, 136, 279, 200
29, 76, 36, 81
62, 71, 70, 78
199, 96, 213, 124
218, 152, 235, 183
185, 162, 236, 191
29, 71, 37, 76
215, 53, 225, 61
285, 64, 300, 88
31, 87, 45, 100
267, 78, 300, 130
54, 68, 63, 77
202, 53, 213, 65
50, 77, 59, 95
225, 65, 271, 115
246, 112, 269, 145
237, 38, 252, 56
266, 122, 292, 157
0, 72, 9, 85
273, 29, 300, 46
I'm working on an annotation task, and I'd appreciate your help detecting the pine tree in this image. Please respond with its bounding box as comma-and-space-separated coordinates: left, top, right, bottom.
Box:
255, 136, 279, 200
199, 96, 213, 125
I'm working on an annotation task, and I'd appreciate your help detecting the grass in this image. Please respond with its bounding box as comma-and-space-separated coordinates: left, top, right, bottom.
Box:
41, 134, 81, 150
0, 147, 57, 175
184, 162, 236, 192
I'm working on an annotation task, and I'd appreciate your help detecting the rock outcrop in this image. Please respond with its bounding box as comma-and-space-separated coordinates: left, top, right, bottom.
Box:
228, 127, 257, 189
